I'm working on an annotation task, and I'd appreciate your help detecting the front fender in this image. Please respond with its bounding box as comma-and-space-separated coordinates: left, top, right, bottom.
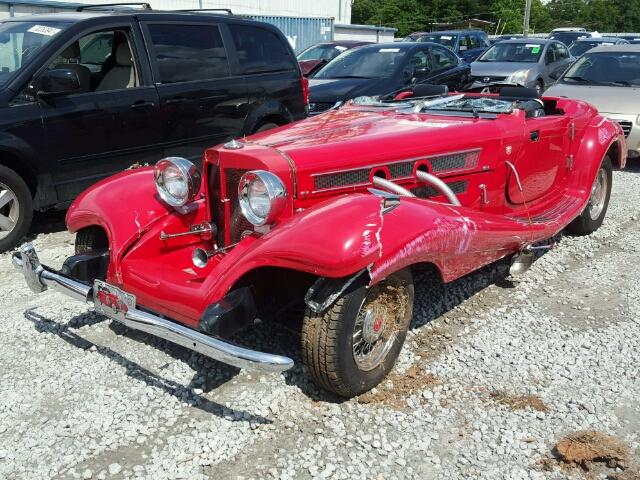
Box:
66, 168, 205, 276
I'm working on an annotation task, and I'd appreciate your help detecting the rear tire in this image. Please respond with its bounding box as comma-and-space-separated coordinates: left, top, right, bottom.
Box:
566, 155, 612, 235
535, 79, 544, 96
301, 269, 414, 397
75, 226, 109, 254
0, 165, 33, 253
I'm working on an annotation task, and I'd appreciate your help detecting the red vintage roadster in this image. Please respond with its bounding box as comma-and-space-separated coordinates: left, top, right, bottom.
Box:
13, 87, 626, 397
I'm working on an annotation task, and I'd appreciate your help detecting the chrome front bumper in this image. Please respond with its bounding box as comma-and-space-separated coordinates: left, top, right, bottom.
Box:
12, 243, 294, 373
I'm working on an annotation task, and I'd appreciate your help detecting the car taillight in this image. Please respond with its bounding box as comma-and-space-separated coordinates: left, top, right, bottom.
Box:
301, 76, 309, 106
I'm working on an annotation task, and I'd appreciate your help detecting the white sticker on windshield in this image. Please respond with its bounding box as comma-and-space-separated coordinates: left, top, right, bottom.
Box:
602, 42, 614, 45
28, 25, 61, 36
379, 48, 400, 52
441, 35, 453, 40
525, 44, 539, 48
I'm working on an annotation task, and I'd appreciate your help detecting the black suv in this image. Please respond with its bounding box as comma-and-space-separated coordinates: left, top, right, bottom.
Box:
0, 7, 308, 251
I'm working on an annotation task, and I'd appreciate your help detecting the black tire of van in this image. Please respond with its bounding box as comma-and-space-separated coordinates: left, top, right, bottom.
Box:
0, 165, 33, 253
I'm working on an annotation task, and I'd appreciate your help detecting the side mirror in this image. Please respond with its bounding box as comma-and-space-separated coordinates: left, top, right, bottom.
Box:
32, 68, 81, 98
414, 67, 431, 78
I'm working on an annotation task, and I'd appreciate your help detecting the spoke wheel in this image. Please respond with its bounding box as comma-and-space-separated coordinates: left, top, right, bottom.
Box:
588, 167, 607, 221
302, 269, 414, 398
0, 182, 20, 240
352, 281, 411, 371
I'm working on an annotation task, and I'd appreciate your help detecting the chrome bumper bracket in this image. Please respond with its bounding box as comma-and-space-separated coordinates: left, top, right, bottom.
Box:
12, 243, 293, 373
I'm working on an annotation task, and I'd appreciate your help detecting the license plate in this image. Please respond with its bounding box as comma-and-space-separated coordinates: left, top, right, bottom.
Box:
93, 280, 136, 322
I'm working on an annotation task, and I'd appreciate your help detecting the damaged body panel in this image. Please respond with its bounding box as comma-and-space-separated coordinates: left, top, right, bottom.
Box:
15, 89, 626, 395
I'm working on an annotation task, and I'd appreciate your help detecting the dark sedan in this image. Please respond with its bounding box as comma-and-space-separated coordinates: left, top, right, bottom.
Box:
297, 40, 371, 76
308, 42, 471, 114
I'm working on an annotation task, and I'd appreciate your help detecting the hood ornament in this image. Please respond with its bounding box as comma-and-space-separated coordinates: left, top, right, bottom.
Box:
223, 139, 244, 150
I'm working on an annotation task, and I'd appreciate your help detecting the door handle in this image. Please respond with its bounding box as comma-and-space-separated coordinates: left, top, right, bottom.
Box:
530, 130, 540, 142
164, 97, 187, 105
131, 100, 155, 109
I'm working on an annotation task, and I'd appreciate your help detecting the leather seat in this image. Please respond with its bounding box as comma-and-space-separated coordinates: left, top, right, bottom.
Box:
56, 42, 91, 93
96, 42, 135, 91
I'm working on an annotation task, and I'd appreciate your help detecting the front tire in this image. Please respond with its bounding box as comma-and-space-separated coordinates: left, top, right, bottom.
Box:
0, 166, 33, 253
566, 155, 612, 235
302, 269, 414, 397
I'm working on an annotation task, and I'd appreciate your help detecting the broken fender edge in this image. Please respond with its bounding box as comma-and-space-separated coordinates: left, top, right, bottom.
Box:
304, 269, 369, 314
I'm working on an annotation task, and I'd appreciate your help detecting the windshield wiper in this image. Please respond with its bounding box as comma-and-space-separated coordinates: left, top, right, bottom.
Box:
563, 75, 590, 83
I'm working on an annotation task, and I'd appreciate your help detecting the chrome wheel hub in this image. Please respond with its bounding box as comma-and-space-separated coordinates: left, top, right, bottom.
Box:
588, 168, 607, 221
0, 183, 19, 240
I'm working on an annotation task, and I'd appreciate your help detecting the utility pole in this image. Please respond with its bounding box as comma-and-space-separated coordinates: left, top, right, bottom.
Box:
523, 0, 532, 37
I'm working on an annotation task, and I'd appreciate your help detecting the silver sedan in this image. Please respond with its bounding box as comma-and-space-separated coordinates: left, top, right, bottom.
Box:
469, 39, 574, 95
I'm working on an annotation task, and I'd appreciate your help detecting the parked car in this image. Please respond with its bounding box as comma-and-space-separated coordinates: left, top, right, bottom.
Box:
297, 40, 371, 76
0, 9, 308, 252
402, 30, 490, 63
13, 87, 626, 397
545, 44, 640, 158
568, 37, 629, 57
469, 39, 574, 95
547, 28, 595, 46
308, 42, 470, 114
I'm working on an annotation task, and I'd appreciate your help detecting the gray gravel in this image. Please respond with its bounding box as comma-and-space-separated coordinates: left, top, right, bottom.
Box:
1, 167, 639, 479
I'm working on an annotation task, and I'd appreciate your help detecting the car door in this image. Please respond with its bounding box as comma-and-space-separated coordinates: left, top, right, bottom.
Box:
507, 114, 571, 205
426, 45, 469, 91
142, 21, 248, 163
37, 23, 162, 202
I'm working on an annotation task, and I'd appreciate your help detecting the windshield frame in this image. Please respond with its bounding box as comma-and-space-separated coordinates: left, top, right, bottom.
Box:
313, 45, 409, 80
0, 19, 71, 89
477, 42, 544, 63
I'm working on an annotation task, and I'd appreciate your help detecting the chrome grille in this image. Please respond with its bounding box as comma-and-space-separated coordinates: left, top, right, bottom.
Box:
314, 168, 370, 191
413, 180, 468, 199
471, 75, 506, 83
224, 168, 253, 244
616, 120, 632, 138
430, 150, 480, 173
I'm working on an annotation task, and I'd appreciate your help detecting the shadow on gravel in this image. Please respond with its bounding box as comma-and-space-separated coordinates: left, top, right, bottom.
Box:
23, 308, 272, 425
25, 210, 68, 239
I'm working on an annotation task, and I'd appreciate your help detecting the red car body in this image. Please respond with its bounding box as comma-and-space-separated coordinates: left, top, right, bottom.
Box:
66, 94, 625, 330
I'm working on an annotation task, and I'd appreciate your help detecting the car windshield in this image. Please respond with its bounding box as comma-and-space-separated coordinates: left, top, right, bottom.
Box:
297, 44, 348, 62
314, 46, 407, 79
569, 41, 617, 57
415, 33, 457, 49
353, 94, 515, 115
0, 20, 69, 87
477, 42, 543, 62
561, 51, 640, 86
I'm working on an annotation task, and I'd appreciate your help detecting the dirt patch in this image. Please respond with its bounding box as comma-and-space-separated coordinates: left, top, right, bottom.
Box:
357, 365, 438, 409
609, 467, 640, 480
489, 391, 548, 413
555, 430, 630, 469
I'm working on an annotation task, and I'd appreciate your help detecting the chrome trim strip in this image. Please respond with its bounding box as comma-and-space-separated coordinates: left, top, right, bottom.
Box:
415, 171, 461, 206
12, 243, 293, 373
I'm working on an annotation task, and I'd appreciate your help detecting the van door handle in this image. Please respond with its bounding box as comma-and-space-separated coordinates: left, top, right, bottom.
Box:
131, 100, 155, 109
530, 130, 540, 142
165, 97, 187, 105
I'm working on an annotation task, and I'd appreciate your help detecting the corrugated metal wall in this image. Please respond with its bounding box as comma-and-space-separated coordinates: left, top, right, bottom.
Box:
247, 15, 333, 53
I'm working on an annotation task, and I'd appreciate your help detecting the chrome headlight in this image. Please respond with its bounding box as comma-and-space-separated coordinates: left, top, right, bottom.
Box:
154, 157, 201, 208
238, 170, 286, 226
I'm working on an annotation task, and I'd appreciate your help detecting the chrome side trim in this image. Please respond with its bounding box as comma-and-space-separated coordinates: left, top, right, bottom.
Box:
12, 243, 293, 373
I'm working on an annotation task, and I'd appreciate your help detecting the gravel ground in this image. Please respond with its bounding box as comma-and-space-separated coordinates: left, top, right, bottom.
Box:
1, 167, 639, 480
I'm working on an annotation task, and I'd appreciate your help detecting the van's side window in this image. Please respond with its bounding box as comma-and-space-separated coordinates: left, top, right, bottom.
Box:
44, 29, 138, 93
228, 25, 295, 74
147, 24, 230, 83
